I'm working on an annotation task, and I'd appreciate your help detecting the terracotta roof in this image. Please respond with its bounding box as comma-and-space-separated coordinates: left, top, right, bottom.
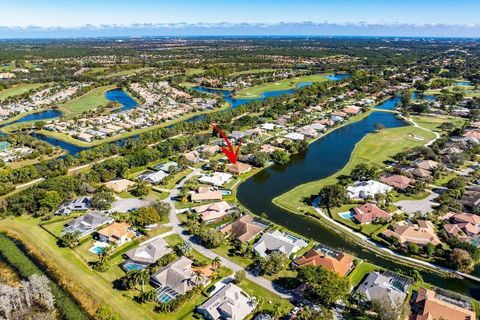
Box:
227, 162, 252, 175
414, 288, 476, 320
104, 179, 136, 193
352, 203, 391, 224
193, 201, 232, 222
416, 160, 439, 171
220, 215, 266, 243
191, 187, 223, 202
294, 249, 354, 276
380, 174, 414, 190
382, 221, 440, 246
98, 222, 134, 242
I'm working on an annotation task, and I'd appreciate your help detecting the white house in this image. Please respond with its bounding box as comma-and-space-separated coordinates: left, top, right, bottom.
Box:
346, 180, 393, 199
253, 230, 308, 258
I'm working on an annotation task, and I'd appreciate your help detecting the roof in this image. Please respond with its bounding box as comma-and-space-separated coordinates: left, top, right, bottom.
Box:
193, 201, 232, 222
352, 203, 391, 224
126, 237, 172, 264
151, 256, 205, 295
220, 215, 266, 243
416, 160, 439, 171
104, 179, 136, 193
141, 170, 168, 183
191, 187, 223, 202
227, 162, 252, 175
414, 288, 476, 320
294, 249, 354, 276
356, 272, 407, 306
253, 230, 308, 258
66, 212, 111, 230
381, 221, 441, 246
198, 172, 233, 186
380, 174, 414, 190
98, 222, 135, 242
347, 180, 393, 199
198, 283, 256, 320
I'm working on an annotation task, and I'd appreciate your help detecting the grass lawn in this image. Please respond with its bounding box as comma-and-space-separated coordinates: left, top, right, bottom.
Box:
59, 85, 116, 116
102, 67, 154, 79
411, 115, 466, 132
211, 243, 253, 268
237, 279, 293, 317
233, 74, 329, 98
185, 68, 205, 75
347, 261, 382, 288
391, 190, 430, 202
433, 171, 458, 187
229, 68, 280, 76
274, 125, 436, 216
0, 83, 44, 101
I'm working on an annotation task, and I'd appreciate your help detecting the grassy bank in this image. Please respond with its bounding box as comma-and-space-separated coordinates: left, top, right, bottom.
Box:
58, 85, 116, 116
0, 83, 44, 101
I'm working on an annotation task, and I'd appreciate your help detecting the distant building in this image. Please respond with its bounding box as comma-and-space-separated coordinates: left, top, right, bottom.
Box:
412, 288, 476, 320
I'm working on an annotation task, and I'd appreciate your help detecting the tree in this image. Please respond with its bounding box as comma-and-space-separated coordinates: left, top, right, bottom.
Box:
297, 265, 350, 307
134, 207, 163, 227
261, 251, 289, 276
350, 163, 377, 181
132, 180, 151, 197
407, 243, 419, 255
151, 201, 171, 221
94, 306, 120, 320
39, 190, 62, 212
270, 149, 290, 165
252, 151, 270, 167
58, 231, 81, 248
212, 256, 222, 270
197, 228, 224, 248
318, 184, 347, 210
451, 248, 474, 273
371, 296, 409, 320
233, 270, 246, 284
91, 191, 114, 210
423, 243, 435, 257
375, 122, 386, 131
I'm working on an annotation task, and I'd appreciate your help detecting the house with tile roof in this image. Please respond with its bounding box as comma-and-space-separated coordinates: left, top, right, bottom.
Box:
97, 222, 135, 246
352, 203, 391, 224
293, 248, 354, 276
104, 179, 136, 193
227, 162, 252, 175
380, 174, 414, 190
381, 220, 441, 248
193, 201, 234, 223
412, 288, 476, 320
253, 230, 308, 258
191, 186, 223, 202
125, 237, 172, 266
220, 215, 267, 243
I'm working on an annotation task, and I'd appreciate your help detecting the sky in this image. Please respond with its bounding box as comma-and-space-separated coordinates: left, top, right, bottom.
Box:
0, 0, 479, 37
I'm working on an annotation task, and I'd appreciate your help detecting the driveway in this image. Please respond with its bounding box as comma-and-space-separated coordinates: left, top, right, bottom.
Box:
394, 190, 441, 216
111, 198, 148, 212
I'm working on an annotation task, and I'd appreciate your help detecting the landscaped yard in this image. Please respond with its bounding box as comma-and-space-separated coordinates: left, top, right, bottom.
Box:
347, 261, 381, 287
59, 85, 116, 116
273, 125, 436, 217
238, 279, 293, 317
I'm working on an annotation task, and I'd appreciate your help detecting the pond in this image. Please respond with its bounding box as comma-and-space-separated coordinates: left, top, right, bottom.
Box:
104, 88, 138, 112
0, 109, 63, 128
325, 73, 352, 81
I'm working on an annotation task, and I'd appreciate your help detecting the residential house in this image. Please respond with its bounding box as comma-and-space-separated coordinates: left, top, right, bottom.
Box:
139, 170, 168, 184
193, 201, 233, 223
198, 145, 220, 156
342, 106, 361, 115
220, 215, 267, 243
191, 187, 223, 202
261, 123, 275, 131
352, 203, 391, 224
155, 161, 179, 173
97, 222, 135, 246
227, 162, 252, 175
461, 186, 480, 212
64, 212, 113, 237
104, 179, 136, 193
380, 174, 414, 191
412, 288, 476, 320
284, 132, 305, 141
198, 283, 256, 320
55, 196, 91, 215
293, 248, 354, 276
125, 237, 172, 267
415, 160, 439, 171
381, 220, 441, 247
253, 230, 308, 258
296, 125, 318, 138
199, 172, 233, 187
355, 272, 408, 306
150, 256, 207, 300
185, 150, 201, 163
346, 180, 393, 199
442, 212, 480, 243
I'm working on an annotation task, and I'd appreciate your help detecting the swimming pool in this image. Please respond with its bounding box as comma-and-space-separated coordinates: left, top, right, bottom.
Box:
90, 246, 104, 254
158, 293, 174, 303
219, 189, 232, 196
285, 234, 300, 242
122, 261, 146, 272
339, 212, 354, 219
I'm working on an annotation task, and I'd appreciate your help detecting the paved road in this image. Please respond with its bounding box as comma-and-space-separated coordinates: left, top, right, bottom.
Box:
394, 190, 441, 216
164, 168, 291, 299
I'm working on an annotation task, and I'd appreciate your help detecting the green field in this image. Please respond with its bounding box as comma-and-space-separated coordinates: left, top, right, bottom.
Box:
273, 124, 436, 215
185, 68, 205, 75
102, 67, 154, 79
233, 74, 330, 98
59, 85, 116, 115
229, 68, 280, 76
411, 115, 466, 132
0, 63, 14, 71
0, 83, 44, 101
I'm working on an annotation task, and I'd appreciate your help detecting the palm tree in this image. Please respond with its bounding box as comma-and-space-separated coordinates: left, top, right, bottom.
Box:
212, 256, 222, 271
138, 269, 150, 293
192, 270, 203, 285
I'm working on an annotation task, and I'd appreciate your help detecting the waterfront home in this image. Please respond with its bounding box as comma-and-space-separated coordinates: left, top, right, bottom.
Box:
155, 161, 179, 173
197, 283, 256, 320
412, 288, 476, 320
260, 144, 281, 154
76, 132, 94, 142
227, 162, 252, 175
64, 212, 114, 237
97, 222, 135, 246
220, 215, 267, 243
104, 179, 136, 193
409, 167, 432, 179
150, 256, 207, 300
352, 203, 391, 224
193, 201, 234, 223
199, 172, 233, 187
293, 248, 354, 276
331, 111, 348, 118
191, 186, 223, 203
253, 230, 308, 258
380, 174, 414, 191
284, 132, 305, 141
381, 220, 441, 248
55, 196, 91, 216
355, 272, 408, 306
342, 106, 361, 115
346, 180, 393, 199
310, 123, 327, 131
138, 170, 168, 184
296, 125, 318, 138
330, 115, 344, 122
125, 237, 172, 267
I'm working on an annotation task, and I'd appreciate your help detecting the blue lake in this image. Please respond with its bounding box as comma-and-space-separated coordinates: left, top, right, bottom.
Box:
104, 88, 138, 111
456, 81, 473, 87
325, 73, 352, 81
0, 109, 64, 128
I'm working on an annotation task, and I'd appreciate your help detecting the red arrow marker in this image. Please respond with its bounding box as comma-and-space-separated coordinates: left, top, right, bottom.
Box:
212, 124, 241, 164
